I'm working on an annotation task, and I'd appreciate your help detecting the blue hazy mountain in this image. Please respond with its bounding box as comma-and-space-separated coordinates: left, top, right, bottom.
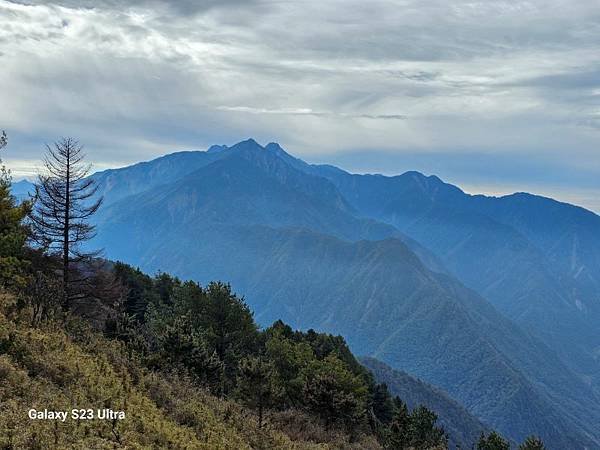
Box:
305, 163, 600, 388
90, 140, 445, 272
89, 148, 226, 207
87, 139, 600, 448
10, 178, 35, 202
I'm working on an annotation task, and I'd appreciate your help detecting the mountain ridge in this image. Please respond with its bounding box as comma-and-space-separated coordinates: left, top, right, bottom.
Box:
303, 157, 600, 388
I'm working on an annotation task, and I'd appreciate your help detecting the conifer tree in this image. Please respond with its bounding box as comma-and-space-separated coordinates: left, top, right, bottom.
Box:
30, 138, 103, 307
477, 431, 510, 450
519, 435, 546, 450
236, 355, 281, 428
408, 405, 447, 449
302, 354, 368, 430
201, 282, 260, 394
387, 398, 410, 449
372, 383, 395, 424
385, 398, 447, 450
0, 131, 31, 290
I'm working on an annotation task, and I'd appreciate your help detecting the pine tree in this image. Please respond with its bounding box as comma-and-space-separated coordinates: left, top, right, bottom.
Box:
408, 405, 447, 449
519, 435, 546, 450
264, 326, 314, 407
302, 354, 368, 430
29, 138, 103, 307
386, 397, 410, 449
372, 382, 395, 424
0, 131, 31, 290
477, 431, 510, 450
236, 355, 281, 428
201, 282, 259, 394
385, 398, 447, 450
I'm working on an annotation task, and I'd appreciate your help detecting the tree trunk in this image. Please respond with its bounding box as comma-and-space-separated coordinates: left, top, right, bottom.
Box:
63, 152, 70, 308
258, 401, 263, 429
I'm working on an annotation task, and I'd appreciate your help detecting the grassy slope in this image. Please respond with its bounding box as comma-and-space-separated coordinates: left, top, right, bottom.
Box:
0, 293, 378, 449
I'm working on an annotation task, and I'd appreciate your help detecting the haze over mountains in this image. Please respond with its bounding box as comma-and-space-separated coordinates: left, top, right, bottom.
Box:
14, 139, 600, 448
308, 160, 600, 388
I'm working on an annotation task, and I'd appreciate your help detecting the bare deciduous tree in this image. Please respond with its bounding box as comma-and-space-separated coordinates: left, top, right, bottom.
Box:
30, 138, 103, 307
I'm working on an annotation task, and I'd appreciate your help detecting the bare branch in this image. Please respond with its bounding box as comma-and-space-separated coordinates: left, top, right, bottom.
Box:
30, 137, 104, 308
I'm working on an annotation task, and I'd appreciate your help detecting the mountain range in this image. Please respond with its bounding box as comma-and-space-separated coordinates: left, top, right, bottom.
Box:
305, 159, 600, 388
14, 139, 600, 448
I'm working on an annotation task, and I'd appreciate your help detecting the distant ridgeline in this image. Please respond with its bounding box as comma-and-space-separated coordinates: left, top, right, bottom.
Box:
12, 138, 600, 448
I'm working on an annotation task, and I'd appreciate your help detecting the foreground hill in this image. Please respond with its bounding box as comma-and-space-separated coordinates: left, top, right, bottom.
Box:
87, 139, 600, 448
0, 294, 332, 449
2, 253, 461, 450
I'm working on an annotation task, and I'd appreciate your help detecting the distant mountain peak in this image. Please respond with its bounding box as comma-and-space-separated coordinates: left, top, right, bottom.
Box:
394, 170, 464, 196
237, 138, 262, 147
10, 178, 35, 202
264, 142, 294, 158
265, 142, 284, 152
207, 144, 228, 153
402, 170, 441, 184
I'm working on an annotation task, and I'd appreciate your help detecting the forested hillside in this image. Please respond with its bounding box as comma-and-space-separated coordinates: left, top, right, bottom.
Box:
1, 291, 333, 449
1, 258, 538, 449
1, 257, 451, 448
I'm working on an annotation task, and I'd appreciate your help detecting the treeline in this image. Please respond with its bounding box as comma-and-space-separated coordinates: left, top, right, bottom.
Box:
0, 133, 545, 449
108, 263, 449, 448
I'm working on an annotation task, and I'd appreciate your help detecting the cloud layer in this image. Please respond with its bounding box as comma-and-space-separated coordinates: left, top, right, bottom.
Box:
1, 0, 599, 210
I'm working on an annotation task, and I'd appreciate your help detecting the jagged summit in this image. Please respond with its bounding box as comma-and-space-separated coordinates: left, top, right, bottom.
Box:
229, 137, 262, 150
207, 144, 228, 153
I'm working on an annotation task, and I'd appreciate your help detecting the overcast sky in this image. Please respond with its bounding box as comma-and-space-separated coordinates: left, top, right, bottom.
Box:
1, 0, 599, 211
